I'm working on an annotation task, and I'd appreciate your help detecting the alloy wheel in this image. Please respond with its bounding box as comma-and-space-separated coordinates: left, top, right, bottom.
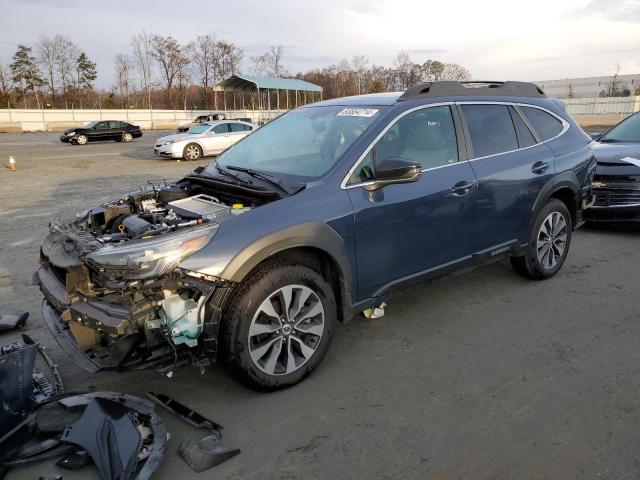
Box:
536, 211, 567, 269
76, 135, 87, 145
185, 144, 200, 160
123, 132, 133, 142
248, 284, 325, 376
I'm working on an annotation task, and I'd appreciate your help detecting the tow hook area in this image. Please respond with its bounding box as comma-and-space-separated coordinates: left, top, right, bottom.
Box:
363, 302, 387, 319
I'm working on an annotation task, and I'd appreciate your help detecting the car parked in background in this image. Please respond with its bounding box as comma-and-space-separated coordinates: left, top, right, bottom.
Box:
584, 112, 640, 222
37, 81, 594, 391
177, 113, 227, 133
154, 120, 257, 160
60, 121, 142, 145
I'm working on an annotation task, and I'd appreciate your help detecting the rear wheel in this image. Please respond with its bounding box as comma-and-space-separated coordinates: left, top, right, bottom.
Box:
122, 132, 133, 142
183, 143, 202, 160
219, 261, 336, 391
510, 199, 572, 280
75, 134, 88, 145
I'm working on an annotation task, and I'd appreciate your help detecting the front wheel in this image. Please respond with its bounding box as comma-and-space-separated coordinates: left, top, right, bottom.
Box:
511, 199, 572, 280
75, 134, 88, 145
183, 143, 202, 161
219, 262, 336, 391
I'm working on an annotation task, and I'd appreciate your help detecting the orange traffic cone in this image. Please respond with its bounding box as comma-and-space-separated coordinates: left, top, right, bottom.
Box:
5, 156, 16, 171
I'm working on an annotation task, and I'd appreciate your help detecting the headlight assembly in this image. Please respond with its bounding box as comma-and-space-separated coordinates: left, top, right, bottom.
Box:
163, 140, 178, 145
86, 225, 217, 280
67, 131, 76, 136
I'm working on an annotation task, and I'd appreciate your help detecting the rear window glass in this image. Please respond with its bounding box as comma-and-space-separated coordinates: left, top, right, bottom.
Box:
462, 104, 518, 158
520, 106, 563, 141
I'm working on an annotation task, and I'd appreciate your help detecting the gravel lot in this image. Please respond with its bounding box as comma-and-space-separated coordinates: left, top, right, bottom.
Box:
1, 132, 639, 480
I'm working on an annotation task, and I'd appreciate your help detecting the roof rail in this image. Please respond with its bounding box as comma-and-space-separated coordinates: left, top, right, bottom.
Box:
398, 81, 546, 101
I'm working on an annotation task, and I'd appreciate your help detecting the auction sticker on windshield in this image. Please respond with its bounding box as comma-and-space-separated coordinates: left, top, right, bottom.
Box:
337, 108, 379, 117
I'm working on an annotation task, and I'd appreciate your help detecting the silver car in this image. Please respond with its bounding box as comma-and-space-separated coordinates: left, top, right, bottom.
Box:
154, 120, 257, 160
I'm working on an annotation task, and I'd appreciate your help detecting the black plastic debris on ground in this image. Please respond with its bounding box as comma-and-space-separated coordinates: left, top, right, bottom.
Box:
58, 392, 168, 480
0, 312, 28, 332
147, 391, 240, 473
0, 342, 38, 447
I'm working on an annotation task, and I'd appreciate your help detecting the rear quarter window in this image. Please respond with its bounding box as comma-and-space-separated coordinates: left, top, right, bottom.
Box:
520, 106, 563, 141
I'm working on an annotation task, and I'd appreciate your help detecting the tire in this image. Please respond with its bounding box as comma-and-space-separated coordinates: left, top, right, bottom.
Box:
183, 143, 202, 161
75, 134, 88, 145
219, 261, 336, 391
122, 132, 133, 142
510, 198, 572, 280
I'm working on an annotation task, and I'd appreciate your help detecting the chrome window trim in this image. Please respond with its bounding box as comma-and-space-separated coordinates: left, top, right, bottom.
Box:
341, 100, 571, 190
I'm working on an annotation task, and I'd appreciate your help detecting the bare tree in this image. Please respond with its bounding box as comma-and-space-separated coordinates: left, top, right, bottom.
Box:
188, 34, 217, 108
0, 59, 10, 105
150, 35, 189, 107
37, 36, 59, 107
50, 35, 79, 107
131, 31, 153, 108
440, 63, 471, 81
215, 41, 243, 79
351, 55, 369, 94
251, 45, 288, 77
114, 53, 132, 107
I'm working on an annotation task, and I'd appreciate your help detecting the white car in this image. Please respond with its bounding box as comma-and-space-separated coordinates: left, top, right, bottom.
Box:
154, 120, 257, 160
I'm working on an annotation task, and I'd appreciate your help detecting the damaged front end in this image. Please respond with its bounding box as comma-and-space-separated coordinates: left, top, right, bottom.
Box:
34, 182, 247, 373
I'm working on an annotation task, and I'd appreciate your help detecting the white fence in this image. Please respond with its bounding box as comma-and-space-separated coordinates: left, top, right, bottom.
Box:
0, 108, 288, 132
2, 95, 640, 132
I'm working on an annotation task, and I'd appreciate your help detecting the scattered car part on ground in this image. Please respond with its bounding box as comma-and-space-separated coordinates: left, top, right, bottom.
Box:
154, 120, 256, 160
178, 432, 240, 473
147, 391, 239, 472
0, 311, 28, 331
37, 81, 595, 391
177, 113, 227, 133
584, 112, 640, 223
60, 121, 143, 145
147, 392, 223, 432
0, 342, 38, 446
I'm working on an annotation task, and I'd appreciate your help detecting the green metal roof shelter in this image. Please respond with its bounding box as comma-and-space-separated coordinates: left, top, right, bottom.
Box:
214, 74, 323, 114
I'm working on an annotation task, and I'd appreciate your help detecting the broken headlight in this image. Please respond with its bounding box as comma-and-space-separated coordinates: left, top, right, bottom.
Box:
86, 225, 217, 280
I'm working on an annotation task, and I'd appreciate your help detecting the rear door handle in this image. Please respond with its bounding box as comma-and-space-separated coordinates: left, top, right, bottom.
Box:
531, 161, 549, 174
451, 181, 476, 197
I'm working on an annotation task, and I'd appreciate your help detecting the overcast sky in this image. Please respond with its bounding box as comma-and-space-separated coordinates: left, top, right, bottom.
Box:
1, 0, 639, 88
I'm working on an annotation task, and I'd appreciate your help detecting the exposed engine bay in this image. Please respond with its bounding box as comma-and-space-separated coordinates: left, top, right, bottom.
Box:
35, 178, 270, 373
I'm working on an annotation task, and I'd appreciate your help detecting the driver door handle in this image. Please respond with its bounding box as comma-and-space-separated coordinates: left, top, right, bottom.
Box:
451, 181, 476, 197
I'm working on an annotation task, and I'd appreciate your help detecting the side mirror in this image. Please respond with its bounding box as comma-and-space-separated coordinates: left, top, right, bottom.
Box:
363, 157, 422, 191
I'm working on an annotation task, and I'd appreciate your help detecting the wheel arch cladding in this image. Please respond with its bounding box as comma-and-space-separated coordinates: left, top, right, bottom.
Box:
220, 222, 354, 322
549, 186, 578, 227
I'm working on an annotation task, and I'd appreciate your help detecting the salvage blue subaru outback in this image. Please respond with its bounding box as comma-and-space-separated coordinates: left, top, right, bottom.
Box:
36, 81, 595, 390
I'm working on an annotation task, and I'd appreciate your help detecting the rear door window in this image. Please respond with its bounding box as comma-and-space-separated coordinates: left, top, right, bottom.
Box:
520, 106, 563, 141
109, 121, 122, 129
212, 123, 229, 134
461, 104, 518, 158
229, 123, 249, 132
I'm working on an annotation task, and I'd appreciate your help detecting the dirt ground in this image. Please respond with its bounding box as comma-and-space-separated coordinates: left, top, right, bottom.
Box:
0, 132, 639, 480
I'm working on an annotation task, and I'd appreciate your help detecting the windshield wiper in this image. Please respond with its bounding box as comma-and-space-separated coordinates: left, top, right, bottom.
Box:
215, 165, 254, 186
225, 165, 294, 195
599, 138, 620, 143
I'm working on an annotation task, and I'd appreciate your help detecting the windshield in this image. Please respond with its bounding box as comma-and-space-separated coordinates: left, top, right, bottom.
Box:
188, 124, 211, 134
195, 115, 208, 122
600, 113, 640, 143
204, 105, 385, 178
85, 121, 98, 128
